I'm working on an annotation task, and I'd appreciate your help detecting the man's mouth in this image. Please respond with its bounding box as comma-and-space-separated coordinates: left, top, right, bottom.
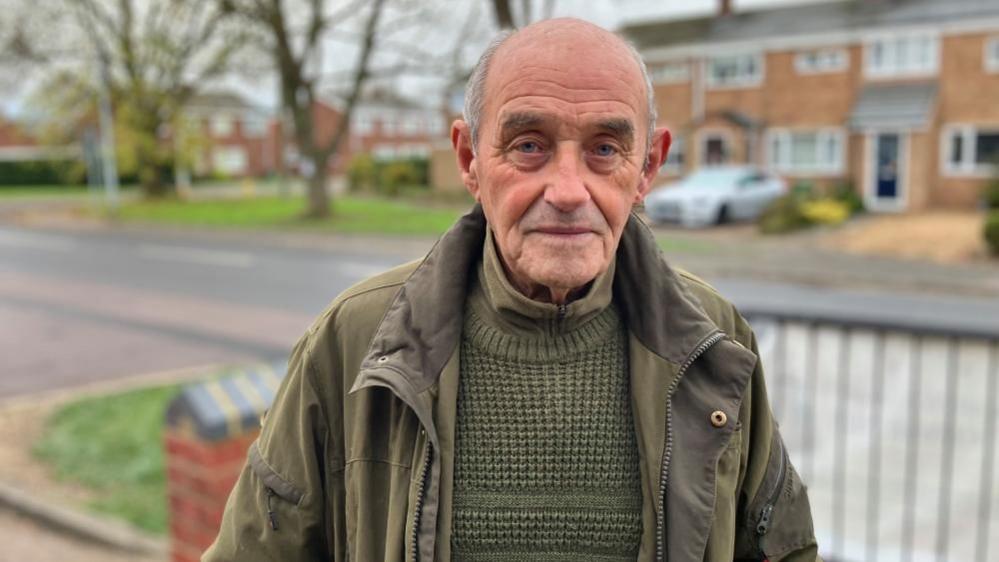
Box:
533, 226, 593, 235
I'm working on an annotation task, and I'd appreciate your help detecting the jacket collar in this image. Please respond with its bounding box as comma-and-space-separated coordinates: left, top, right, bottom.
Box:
351, 204, 721, 405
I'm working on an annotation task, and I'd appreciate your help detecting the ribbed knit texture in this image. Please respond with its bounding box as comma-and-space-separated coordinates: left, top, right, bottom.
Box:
451, 232, 642, 561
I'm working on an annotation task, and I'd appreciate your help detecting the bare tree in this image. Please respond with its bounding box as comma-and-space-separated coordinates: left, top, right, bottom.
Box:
491, 0, 556, 29
219, 0, 393, 219
54, 0, 246, 197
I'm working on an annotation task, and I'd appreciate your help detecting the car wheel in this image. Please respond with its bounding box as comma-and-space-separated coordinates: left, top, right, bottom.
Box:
716, 204, 729, 225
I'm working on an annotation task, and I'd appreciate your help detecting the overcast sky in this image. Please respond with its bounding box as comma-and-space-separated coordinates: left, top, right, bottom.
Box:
1, 0, 840, 117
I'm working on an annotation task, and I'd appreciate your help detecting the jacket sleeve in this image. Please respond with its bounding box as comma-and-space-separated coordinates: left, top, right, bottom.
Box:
733, 317, 822, 562
203, 334, 342, 562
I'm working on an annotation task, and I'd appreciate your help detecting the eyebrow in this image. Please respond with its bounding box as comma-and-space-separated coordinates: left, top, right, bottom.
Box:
595, 118, 635, 142
498, 112, 548, 141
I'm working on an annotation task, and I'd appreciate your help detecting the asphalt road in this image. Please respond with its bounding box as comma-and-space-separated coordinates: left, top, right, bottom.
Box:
1, 223, 997, 399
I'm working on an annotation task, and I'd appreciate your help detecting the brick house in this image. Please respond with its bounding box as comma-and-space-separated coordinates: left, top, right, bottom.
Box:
621, 0, 999, 212
183, 91, 274, 178
271, 88, 447, 179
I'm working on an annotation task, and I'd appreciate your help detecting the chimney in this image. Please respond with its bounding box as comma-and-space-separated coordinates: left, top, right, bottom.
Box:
719, 0, 733, 16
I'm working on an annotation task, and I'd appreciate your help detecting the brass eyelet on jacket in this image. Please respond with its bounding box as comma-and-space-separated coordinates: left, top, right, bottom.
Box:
710, 410, 728, 428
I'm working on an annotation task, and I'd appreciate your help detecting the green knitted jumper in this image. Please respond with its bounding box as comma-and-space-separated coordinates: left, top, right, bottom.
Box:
451, 232, 642, 561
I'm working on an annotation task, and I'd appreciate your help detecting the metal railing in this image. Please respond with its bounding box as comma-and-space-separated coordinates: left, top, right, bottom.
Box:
746, 312, 998, 562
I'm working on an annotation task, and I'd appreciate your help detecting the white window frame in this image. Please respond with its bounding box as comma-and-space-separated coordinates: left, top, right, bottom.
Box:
649, 61, 690, 84
765, 128, 846, 176
705, 53, 764, 89
864, 30, 940, 79
210, 114, 234, 137
212, 146, 248, 175
794, 48, 849, 74
352, 113, 374, 136
985, 37, 999, 73
940, 124, 999, 178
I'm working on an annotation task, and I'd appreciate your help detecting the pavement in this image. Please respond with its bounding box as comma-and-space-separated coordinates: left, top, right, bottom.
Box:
0, 199, 997, 557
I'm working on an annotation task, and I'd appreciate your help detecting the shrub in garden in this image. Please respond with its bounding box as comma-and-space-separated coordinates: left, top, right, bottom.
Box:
984, 176, 999, 210
801, 198, 851, 226
377, 160, 423, 197
759, 194, 812, 234
347, 154, 377, 192
832, 181, 864, 214
985, 212, 999, 256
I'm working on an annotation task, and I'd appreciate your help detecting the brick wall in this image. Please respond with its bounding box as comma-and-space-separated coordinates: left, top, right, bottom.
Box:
165, 430, 257, 562
164, 367, 283, 562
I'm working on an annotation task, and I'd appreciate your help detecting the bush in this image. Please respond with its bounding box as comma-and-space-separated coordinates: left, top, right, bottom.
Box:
984, 177, 999, 210
801, 198, 851, 226
0, 159, 86, 186
759, 194, 812, 234
985, 211, 999, 256
375, 158, 427, 197
347, 154, 377, 193
831, 181, 864, 214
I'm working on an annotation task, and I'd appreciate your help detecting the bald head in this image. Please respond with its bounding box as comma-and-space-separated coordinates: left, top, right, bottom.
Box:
462, 18, 656, 157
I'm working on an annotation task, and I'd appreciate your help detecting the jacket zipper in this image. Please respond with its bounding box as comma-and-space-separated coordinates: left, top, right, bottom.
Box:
755, 434, 788, 561
410, 434, 434, 562
655, 331, 726, 562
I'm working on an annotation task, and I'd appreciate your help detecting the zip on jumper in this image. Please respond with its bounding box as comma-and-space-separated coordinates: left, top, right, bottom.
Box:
655, 331, 726, 562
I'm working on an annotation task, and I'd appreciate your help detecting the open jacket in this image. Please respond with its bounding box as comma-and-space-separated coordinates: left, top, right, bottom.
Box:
205, 206, 819, 562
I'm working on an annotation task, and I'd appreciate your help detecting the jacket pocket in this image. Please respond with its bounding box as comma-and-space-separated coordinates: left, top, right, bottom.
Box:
745, 426, 816, 561
249, 442, 305, 531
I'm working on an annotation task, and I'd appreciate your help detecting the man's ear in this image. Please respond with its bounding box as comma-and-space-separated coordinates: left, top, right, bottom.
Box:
451, 120, 480, 200
635, 126, 671, 202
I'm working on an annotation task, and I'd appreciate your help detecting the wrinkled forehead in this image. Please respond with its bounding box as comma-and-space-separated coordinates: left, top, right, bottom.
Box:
483, 25, 647, 124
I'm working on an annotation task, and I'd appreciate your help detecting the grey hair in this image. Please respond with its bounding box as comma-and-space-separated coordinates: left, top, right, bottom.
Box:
462, 28, 658, 163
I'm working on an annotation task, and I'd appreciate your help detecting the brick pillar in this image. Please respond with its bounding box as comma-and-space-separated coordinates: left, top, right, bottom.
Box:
164, 366, 284, 562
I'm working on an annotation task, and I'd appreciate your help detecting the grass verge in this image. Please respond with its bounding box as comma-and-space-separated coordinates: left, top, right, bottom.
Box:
32, 385, 180, 534
117, 195, 466, 235
0, 185, 89, 198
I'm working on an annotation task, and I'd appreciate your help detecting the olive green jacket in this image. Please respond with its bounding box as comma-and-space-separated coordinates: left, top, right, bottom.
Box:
204, 206, 819, 562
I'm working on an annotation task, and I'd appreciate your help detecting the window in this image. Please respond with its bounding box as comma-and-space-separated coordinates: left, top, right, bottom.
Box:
795, 48, 848, 74
649, 62, 690, 84
699, 132, 732, 166
865, 32, 939, 78
243, 117, 267, 137
401, 116, 423, 136
353, 113, 373, 136
212, 146, 248, 175
707, 53, 763, 88
986, 37, 999, 73
944, 126, 999, 175
660, 136, 685, 174
210, 115, 234, 137
767, 129, 845, 174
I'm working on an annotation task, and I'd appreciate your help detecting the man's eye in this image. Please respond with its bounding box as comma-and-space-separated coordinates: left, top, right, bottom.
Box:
516, 140, 543, 153
594, 143, 618, 157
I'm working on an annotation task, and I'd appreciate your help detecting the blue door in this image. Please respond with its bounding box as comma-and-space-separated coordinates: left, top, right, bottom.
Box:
875, 133, 900, 200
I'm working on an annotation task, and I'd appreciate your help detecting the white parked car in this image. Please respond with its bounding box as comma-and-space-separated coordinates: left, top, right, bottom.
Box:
644, 166, 787, 227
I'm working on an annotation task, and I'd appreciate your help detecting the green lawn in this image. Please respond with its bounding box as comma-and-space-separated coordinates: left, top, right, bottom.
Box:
0, 184, 89, 198
117, 195, 467, 235
33, 385, 180, 534
657, 236, 721, 254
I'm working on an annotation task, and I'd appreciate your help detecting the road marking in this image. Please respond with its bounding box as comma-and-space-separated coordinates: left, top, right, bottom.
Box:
0, 230, 76, 252
137, 244, 255, 268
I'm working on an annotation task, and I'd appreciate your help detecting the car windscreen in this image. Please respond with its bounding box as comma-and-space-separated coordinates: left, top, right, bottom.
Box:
684, 169, 748, 187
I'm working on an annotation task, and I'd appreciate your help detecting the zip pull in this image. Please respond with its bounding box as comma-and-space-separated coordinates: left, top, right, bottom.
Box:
557, 303, 567, 320
266, 487, 279, 531
756, 503, 774, 536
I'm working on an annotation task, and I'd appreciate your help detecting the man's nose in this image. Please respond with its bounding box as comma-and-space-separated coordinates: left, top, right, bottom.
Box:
543, 145, 590, 211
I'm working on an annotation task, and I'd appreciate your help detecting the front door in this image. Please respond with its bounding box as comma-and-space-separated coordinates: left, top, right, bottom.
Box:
868, 132, 905, 211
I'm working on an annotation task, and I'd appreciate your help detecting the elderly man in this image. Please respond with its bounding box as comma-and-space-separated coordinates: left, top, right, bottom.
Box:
206, 18, 819, 562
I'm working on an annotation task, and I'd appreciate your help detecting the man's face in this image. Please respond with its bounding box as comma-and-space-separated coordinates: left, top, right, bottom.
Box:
453, 21, 669, 303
